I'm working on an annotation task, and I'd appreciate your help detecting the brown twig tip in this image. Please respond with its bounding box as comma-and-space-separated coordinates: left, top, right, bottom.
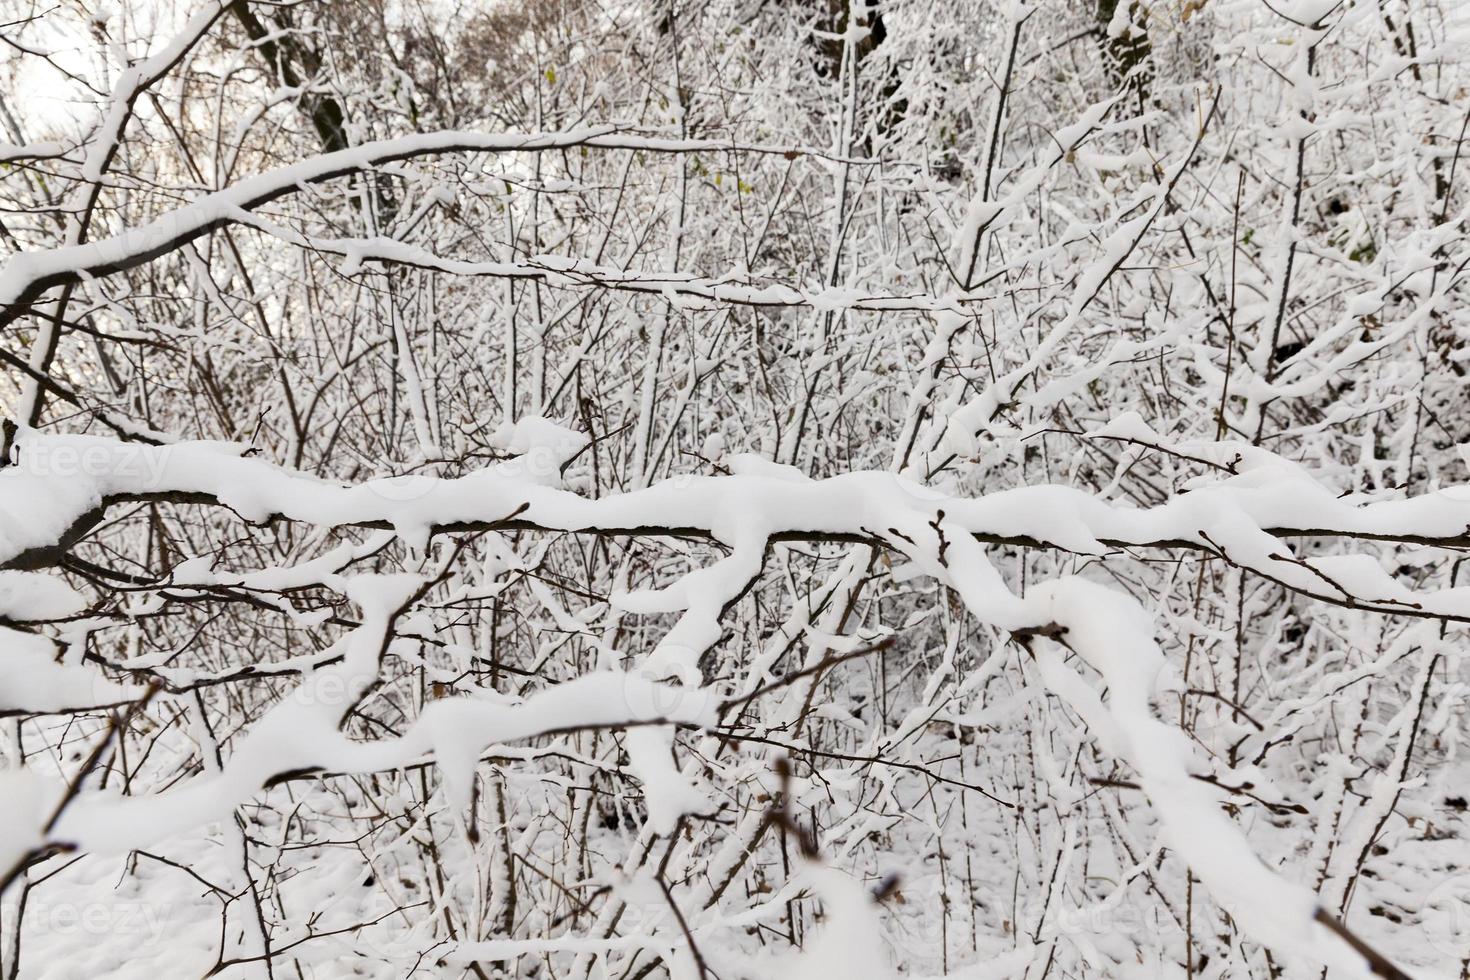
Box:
1010, 622, 1068, 645
871, 871, 903, 903
1312, 907, 1412, 980
0, 419, 16, 467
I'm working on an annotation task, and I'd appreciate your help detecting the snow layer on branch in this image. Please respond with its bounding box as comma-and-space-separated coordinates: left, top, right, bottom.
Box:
0, 625, 136, 713
12, 430, 1422, 968
8, 432, 1470, 622
38, 573, 717, 854
0, 571, 86, 620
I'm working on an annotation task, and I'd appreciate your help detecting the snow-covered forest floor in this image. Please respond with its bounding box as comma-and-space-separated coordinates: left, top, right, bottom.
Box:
2, 0, 1470, 977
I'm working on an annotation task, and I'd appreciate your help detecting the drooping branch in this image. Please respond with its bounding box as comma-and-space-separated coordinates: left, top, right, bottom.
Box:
0, 128, 881, 327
